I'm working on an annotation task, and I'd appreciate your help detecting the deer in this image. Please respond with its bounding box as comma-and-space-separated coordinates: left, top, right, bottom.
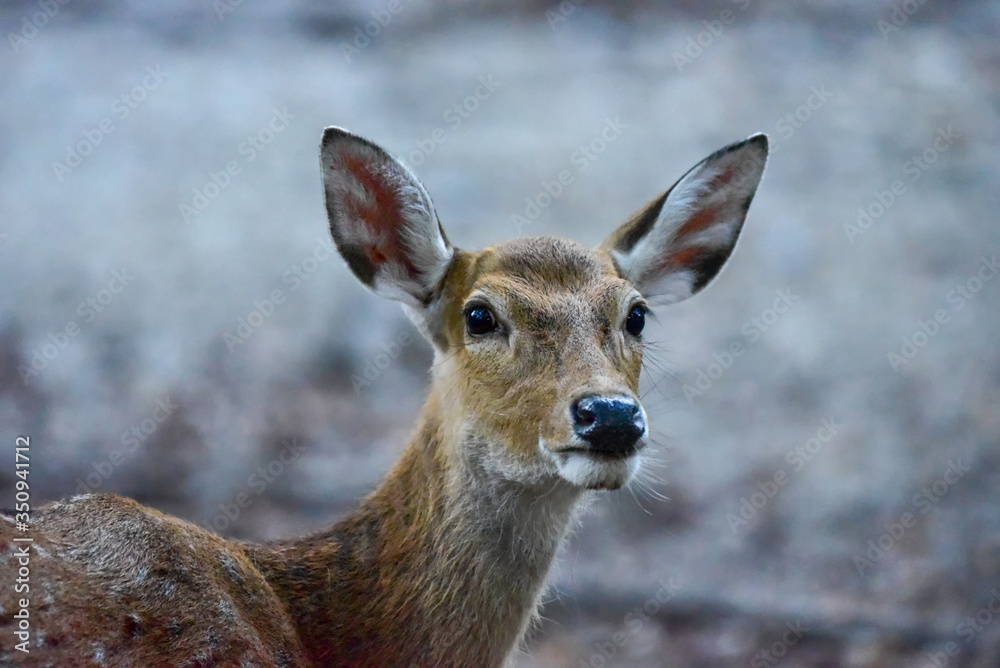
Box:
1, 127, 767, 667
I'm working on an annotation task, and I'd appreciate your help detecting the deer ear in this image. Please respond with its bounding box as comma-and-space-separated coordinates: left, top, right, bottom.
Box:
320, 127, 453, 307
601, 134, 768, 303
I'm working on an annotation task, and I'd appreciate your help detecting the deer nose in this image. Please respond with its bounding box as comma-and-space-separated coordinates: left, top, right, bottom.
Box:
571, 395, 646, 456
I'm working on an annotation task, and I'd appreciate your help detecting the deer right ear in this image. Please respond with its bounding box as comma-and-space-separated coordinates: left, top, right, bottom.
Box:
320, 127, 454, 307
601, 134, 768, 304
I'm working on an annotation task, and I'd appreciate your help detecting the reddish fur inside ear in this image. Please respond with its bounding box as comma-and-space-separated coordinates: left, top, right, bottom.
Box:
673, 206, 717, 240
712, 167, 735, 187
341, 153, 420, 279
603, 135, 766, 300
656, 206, 719, 273
661, 245, 703, 271
653, 167, 746, 274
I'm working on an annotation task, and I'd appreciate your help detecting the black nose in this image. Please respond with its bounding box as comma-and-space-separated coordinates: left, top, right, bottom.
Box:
571, 395, 646, 456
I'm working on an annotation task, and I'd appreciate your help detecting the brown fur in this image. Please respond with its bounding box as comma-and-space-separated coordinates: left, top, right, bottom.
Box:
0, 240, 641, 668
0, 129, 766, 667
1, 496, 306, 666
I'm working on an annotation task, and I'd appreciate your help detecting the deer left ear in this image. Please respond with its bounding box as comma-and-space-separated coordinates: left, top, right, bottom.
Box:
320, 126, 454, 307
601, 134, 768, 303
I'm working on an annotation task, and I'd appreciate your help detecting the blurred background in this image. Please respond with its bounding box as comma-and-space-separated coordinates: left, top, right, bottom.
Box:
2, 1, 999, 665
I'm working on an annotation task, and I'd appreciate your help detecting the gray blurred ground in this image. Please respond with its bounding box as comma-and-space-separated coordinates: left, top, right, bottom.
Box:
2, 1, 1000, 665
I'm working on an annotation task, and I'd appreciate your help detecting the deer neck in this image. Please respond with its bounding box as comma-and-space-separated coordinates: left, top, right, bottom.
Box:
257, 389, 583, 666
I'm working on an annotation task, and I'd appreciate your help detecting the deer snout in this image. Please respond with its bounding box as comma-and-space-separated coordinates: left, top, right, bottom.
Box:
570, 395, 646, 457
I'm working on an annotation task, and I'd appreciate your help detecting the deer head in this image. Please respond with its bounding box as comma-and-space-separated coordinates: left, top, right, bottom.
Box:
320, 128, 767, 492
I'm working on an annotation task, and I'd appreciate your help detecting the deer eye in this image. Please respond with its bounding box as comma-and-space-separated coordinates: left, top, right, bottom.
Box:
625, 304, 646, 337
465, 305, 498, 336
